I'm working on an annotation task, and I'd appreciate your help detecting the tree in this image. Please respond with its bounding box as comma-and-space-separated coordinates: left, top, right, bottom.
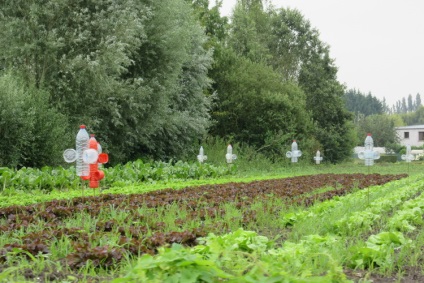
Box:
187, 0, 229, 45
1, 0, 213, 164
209, 47, 312, 154
401, 106, 424, 125
382, 98, 390, 113
120, 0, 213, 161
267, 8, 356, 163
207, 1, 314, 157
344, 89, 383, 116
408, 94, 413, 112
415, 93, 422, 110
298, 48, 356, 163
401, 97, 407, 113
219, 4, 357, 163
0, 72, 70, 167
355, 114, 399, 147
229, 0, 271, 63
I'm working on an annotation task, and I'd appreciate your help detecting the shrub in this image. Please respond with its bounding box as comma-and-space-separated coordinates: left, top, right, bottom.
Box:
376, 155, 397, 163
0, 72, 71, 168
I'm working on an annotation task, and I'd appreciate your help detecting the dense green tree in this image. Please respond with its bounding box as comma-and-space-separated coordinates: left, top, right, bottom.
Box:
1, 0, 213, 164
355, 114, 399, 147
392, 93, 422, 114
229, 0, 271, 63
0, 0, 365, 166
344, 89, 384, 116
214, 3, 356, 162
382, 98, 390, 113
298, 47, 356, 163
401, 97, 407, 113
267, 8, 356, 163
121, 0, 213, 161
266, 8, 317, 81
408, 94, 414, 112
415, 93, 422, 110
401, 106, 424, 125
209, 47, 311, 155
208, 1, 316, 157
187, 0, 228, 45
0, 72, 70, 167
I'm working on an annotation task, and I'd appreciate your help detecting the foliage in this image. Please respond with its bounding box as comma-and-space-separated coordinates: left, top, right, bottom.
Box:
388, 192, 424, 232
333, 182, 421, 236
400, 105, 424, 125
344, 89, 384, 116
0, 164, 420, 281
187, 0, 229, 45
106, 159, 233, 186
0, 159, 232, 194
352, 232, 411, 269
229, 0, 271, 64
376, 155, 397, 163
0, 72, 70, 168
208, 2, 316, 157
354, 114, 399, 147
392, 93, 422, 114
267, 8, 356, 163
0, 0, 213, 165
114, 229, 350, 282
209, 47, 311, 153
120, 0, 213, 162
113, 244, 232, 283
384, 142, 403, 155
0, 0, 390, 167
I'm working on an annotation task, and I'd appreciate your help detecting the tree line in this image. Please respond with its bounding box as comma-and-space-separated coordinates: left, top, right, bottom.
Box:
391, 94, 422, 114
0, 0, 356, 167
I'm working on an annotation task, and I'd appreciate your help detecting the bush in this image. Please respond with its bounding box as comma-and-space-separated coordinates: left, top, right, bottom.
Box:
0, 72, 71, 168
376, 155, 397, 163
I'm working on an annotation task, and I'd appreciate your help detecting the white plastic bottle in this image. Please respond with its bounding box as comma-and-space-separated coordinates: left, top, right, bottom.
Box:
226, 144, 237, 163
76, 125, 90, 177
364, 133, 374, 166
197, 146, 207, 163
364, 133, 373, 150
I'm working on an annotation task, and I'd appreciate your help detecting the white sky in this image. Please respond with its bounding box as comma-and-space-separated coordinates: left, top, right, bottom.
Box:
215, 0, 424, 107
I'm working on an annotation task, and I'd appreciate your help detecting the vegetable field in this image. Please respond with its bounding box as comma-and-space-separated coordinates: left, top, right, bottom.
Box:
2, 167, 424, 282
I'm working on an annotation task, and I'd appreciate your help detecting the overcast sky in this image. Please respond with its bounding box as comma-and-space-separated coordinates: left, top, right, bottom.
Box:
216, 0, 424, 107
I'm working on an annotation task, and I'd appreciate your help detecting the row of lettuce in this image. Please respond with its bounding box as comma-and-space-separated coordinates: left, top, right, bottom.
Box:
0, 160, 233, 193
114, 176, 424, 282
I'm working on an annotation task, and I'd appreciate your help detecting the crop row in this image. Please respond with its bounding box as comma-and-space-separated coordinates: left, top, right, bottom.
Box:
281, 175, 415, 227
351, 188, 424, 270
117, 174, 418, 282
115, 229, 350, 283
0, 160, 232, 193
113, 174, 423, 282
0, 173, 406, 282
278, 174, 424, 278
334, 179, 424, 235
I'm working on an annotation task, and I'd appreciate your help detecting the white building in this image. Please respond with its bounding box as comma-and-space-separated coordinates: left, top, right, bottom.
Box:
396, 125, 424, 147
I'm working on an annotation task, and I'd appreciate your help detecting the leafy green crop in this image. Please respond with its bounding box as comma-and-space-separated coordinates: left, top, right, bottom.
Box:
352, 232, 412, 269
388, 193, 424, 232
0, 160, 233, 193
333, 181, 422, 235
112, 244, 233, 283
116, 229, 351, 282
